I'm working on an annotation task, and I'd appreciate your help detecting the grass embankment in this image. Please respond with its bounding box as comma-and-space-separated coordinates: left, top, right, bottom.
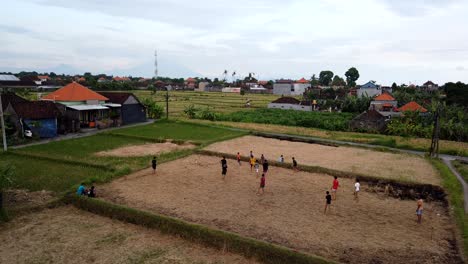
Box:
454, 161, 468, 182
132, 90, 282, 118
66, 195, 335, 264
430, 159, 467, 259
187, 119, 468, 157
2, 120, 245, 193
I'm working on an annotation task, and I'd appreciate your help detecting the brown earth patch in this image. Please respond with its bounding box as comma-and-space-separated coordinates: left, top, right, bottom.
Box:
99, 155, 461, 264
204, 135, 440, 185
0, 206, 258, 264
95, 142, 195, 157
4, 189, 55, 210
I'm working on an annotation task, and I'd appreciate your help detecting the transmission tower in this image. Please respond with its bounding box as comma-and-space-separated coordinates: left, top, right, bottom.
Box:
154, 50, 158, 79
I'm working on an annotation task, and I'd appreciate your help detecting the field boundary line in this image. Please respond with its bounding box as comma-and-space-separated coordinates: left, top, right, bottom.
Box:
65, 195, 336, 264
197, 150, 447, 201
8, 151, 114, 171
104, 132, 199, 146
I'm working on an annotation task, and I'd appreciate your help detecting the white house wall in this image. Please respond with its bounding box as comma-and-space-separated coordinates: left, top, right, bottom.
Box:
268, 103, 312, 111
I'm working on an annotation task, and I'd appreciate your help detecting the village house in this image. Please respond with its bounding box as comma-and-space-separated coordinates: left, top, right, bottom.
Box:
349, 109, 387, 132
113, 76, 131, 82
5, 101, 61, 138
99, 92, 146, 125
357, 81, 382, 98
268, 96, 312, 111
369, 93, 398, 117
398, 101, 428, 113
421, 81, 439, 92
185, 77, 197, 89
41, 82, 111, 129
273, 78, 310, 96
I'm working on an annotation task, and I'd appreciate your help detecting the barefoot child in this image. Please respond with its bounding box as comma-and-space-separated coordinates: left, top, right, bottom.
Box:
254, 161, 260, 176
250, 156, 256, 172
354, 178, 360, 200
262, 159, 269, 175
152, 156, 157, 174
257, 173, 266, 195
292, 157, 298, 172
331, 176, 339, 200
237, 152, 241, 166
324, 191, 332, 213
416, 198, 424, 224
221, 156, 228, 179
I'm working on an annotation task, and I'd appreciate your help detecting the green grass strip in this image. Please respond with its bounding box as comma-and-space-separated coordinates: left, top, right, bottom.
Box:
430, 159, 467, 260
8, 151, 114, 171
65, 195, 336, 264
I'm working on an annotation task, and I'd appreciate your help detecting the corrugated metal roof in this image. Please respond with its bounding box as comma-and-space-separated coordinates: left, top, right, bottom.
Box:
0, 74, 20, 81
102, 103, 122, 107
67, 105, 109, 111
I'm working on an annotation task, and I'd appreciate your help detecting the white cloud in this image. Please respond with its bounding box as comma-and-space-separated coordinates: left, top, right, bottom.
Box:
0, 0, 467, 84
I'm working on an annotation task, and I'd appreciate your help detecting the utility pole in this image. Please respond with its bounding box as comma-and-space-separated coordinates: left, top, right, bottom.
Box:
165, 88, 169, 119
429, 104, 441, 158
0, 88, 7, 151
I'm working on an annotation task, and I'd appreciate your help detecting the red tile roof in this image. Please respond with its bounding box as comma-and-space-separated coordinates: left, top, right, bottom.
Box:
186, 77, 196, 82
398, 101, 427, 112
37, 75, 50, 80
113, 76, 131, 81
295, 78, 308, 84
42, 82, 108, 101
374, 93, 395, 101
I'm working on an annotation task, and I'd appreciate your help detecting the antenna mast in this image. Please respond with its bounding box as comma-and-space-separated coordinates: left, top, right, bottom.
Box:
154, 49, 158, 79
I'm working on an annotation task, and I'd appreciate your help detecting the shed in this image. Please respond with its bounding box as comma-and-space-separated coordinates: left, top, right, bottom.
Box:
98, 92, 147, 124
6, 101, 61, 138
349, 110, 387, 132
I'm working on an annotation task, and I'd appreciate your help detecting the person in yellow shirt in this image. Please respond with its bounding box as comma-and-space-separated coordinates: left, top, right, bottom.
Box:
250, 156, 256, 172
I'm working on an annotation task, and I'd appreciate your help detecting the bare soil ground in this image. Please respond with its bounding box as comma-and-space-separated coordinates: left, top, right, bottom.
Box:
0, 206, 258, 264
99, 155, 460, 264
204, 135, 440, 185
95, 142, 195, 157
4, 189, 55, 210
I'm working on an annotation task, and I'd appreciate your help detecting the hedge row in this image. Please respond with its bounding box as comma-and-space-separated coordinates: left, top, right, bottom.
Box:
197, 150, 447, 202
8, 151, 113, 171
65, 195, 335, 264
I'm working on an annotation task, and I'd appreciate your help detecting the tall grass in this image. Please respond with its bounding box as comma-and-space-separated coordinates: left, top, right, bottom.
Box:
430, 159, 467, 259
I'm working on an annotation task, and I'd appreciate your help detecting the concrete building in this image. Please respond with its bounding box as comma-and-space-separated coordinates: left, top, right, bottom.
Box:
268, 97, 312, 111
273, 78, 310, 96
357, 81, 382, 98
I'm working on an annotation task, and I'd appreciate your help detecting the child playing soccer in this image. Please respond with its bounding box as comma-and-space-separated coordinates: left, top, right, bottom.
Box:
324, 191, 332, 214
257, 173, 266, 195
331, 176, 339, 200
237, 152, 241, 166
221, 156, 228, 179
354, 178, 360, 200
254, 161, 260, 176
250, 156, 256, 172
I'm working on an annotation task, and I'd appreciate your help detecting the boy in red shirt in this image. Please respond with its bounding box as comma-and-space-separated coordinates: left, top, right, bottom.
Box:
236, 152, 241, 166
257, 174, 266, 195
331, 176, 339, 200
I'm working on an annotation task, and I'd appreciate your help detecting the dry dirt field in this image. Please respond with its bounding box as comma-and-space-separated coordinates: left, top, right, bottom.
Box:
99, 155, 461, 264
95, 142, 195, 157
204, 135, 440, 185
0, 206, 258, 264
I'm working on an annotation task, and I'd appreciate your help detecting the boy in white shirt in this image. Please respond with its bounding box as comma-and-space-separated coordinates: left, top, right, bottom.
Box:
354, 178, 360, 200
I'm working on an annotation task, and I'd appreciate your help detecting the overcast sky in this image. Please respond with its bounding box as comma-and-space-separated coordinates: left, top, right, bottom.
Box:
1, 0, 467, 85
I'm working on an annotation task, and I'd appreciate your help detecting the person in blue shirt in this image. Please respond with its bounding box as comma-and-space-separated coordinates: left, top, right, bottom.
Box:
77, 183, 86, 196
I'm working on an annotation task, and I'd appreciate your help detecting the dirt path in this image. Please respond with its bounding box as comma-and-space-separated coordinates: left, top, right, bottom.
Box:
0, 206, 258, 264
204, 135, 440, 185
99, 155, 461, 264
95, 142, 195, 157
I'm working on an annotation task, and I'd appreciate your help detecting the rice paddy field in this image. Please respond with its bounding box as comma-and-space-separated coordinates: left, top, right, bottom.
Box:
132, 90, 282, 118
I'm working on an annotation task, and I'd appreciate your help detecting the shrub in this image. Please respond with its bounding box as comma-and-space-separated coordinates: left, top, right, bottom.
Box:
183, 104, 198, 119
142, 98, 164, 119
198, 107, 217, 121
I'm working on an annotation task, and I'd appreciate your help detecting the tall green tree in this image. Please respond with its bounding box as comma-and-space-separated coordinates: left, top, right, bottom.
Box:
310, 74, 320, 86
345, 67, 360, 87
331, 75, 346, 87
319, 71, 334, 86
391, 82, 398, 90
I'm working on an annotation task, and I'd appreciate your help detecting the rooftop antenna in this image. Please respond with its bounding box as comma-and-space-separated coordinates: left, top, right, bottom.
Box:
154, 49, 158, 79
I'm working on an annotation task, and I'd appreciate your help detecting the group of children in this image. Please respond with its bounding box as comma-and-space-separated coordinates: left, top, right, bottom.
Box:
223, 152, 364, 212
76, 182, 97, 198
